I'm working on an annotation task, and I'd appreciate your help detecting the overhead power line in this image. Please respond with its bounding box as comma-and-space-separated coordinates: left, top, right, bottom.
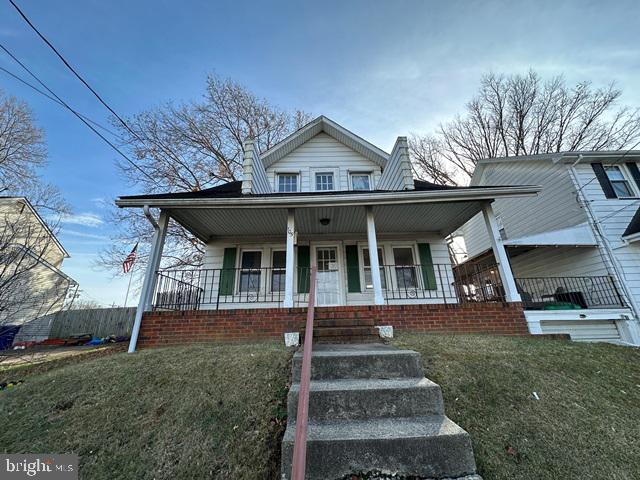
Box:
0, 42, 160, 186
0, 64, 120, 138
9, 0, 188, 170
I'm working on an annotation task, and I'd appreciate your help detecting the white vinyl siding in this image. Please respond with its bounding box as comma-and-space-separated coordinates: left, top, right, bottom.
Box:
463, 160, 588, 259
509, 246, 609, 278
266, 133, 382, 192
573, 161, 640, 304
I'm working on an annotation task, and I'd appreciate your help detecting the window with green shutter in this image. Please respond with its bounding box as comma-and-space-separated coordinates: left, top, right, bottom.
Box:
417, 243, 437, 290
219, 247, 237, 295
345, 245, 361, 292
297, 246, 310, 293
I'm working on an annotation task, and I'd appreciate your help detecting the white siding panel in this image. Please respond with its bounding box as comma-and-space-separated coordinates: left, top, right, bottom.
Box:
462, 160, 587, 258
540, 320, 620, 342
265, 133, 382, 192
510, 246, 609, 277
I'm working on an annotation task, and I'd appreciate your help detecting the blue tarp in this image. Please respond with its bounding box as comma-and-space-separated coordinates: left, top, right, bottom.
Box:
0, 326, 20, 350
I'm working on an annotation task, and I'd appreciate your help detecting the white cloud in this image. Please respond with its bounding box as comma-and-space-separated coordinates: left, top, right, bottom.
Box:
63, 229, 109, 240
60, 212, 104, 227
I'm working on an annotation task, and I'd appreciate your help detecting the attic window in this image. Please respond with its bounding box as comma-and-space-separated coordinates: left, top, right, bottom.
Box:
315, 172, 334, 191
277, 174, 298, 192
351, 173, 371, 191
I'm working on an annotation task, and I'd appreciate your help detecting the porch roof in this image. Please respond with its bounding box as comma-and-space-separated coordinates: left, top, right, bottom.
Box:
116, 180, 540, 242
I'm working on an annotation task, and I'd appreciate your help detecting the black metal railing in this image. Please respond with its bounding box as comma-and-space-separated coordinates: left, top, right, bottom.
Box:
151, 263, 507, 311
515, 275, 625, 310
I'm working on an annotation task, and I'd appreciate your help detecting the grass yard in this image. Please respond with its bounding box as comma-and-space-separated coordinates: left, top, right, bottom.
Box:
0, 342, 291, 480
395, 333, 640, 480
1, 335, 639, 479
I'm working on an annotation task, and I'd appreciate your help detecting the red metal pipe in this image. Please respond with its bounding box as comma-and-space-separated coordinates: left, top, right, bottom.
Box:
291, 266, 317, 480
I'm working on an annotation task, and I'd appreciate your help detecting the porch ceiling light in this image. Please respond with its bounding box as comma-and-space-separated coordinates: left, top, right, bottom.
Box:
319, 218, 330, 226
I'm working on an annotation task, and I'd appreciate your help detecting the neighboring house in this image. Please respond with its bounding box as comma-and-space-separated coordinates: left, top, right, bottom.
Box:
461, 151, 640, 345
0, 197, 78, 340
116, 116, 540, 350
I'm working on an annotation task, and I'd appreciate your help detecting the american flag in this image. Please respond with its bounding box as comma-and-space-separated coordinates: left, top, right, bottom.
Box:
122, 243, 138, 273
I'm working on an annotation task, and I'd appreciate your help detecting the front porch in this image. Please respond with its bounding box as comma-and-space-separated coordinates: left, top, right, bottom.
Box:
151, 244, 506, 311
116, 182, 539, 350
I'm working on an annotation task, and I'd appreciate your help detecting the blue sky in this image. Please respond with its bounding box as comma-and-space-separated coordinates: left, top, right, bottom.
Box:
1, 0, 639, 305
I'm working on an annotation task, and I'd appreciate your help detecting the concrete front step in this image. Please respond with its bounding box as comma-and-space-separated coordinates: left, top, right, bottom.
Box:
313, 318, 375, 328
281, 416, 477, 480
291, 344, 424, 382
288, 377, 445, 421
302, 326, 379, 338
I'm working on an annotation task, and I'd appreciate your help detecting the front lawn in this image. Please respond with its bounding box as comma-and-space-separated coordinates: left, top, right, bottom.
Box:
395, 333, 640, 480
1, 335, 639, 479
0, 342, 291, 479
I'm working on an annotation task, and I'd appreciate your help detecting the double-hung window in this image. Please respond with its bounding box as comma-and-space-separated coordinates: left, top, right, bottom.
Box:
351, 173, 371, 191
239, 251, 261, 293
605, 166, 635, 198
362, 248, 387, 289
271, 251, 286, 292
393, 247, 417, 289
315, 172, 334, 191
278, 174, 298, 192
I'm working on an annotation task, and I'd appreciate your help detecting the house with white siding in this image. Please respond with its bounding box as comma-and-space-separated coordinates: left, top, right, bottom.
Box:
461, 151, 640, 345
0, 197, 78, 337
116, 116, 540, 350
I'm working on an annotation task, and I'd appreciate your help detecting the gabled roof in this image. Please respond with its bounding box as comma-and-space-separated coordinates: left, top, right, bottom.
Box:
0, 196, 69, 258
259, 115, 389, 168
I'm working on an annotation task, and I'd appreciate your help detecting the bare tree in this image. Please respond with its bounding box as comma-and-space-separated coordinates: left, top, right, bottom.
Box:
411, 71, 640, 185
0, 198, 74, 331
101, 74, 311, 273
0, 89, 68, 214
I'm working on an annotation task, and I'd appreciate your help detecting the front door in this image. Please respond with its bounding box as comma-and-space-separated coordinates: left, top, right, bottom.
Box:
316, 247, 340, 306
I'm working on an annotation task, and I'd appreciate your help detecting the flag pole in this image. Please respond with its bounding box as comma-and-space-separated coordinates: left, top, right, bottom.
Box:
124, 262, 134, 307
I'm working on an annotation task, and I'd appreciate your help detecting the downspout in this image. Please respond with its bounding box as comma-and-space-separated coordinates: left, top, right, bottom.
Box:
127, 205, 160, 353
569, 155, 640, 324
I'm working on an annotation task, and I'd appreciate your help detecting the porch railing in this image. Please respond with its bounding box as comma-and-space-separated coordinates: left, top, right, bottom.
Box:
152, 263, 507, 311
514, 275, 625, 310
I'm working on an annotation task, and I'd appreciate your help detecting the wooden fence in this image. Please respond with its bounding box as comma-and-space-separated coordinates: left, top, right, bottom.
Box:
48, 307, 136, 339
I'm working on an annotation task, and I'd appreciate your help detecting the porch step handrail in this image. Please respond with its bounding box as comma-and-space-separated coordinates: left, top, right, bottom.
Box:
291, 265, 317, 480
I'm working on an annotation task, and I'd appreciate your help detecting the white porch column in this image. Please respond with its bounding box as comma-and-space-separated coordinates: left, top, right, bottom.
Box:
284, 209, 295, 307
128, 209, 169, 353
366, 206, 385, 305
481, 202, 521, 303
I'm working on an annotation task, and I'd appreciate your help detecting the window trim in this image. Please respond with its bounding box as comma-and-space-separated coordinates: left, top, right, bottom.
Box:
359, 245, 387, 291
604, 165, 637, 199
275, 172, 300, 193
349, 171, 373, 191
270, 249, 286, 293
313, 170, 336, 192
390, 244, 421, 291
236, 249, 263, 294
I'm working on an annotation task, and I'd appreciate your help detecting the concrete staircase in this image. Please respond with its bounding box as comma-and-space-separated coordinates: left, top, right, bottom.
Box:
281, 344, 481, 480
300, 317, 381, 344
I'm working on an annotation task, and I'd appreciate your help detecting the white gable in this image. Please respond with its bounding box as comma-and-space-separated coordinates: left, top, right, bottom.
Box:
265, 132, 382, 191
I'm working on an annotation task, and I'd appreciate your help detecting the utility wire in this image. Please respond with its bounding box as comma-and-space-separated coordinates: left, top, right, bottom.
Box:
0, 42, 160, 186
0, 64, 121, 138
9, 0, 186, 170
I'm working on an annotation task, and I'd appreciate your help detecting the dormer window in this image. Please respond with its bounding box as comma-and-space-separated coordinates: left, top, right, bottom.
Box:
315, 172, 334, 191
278, 174, 299, 192
351, 173, 371, 191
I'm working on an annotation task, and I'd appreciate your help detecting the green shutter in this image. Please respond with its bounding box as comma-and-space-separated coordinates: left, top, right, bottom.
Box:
297, 246, 310, 293
417, 243, 437, 290
345, 245, 361, 293
219, 247, 237, 295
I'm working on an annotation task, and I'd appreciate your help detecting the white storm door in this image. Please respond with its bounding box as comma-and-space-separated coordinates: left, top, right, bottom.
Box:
316, 247, 340, 306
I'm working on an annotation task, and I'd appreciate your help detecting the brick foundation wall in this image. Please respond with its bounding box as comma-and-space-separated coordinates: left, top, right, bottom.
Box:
138, 302, 528, 348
